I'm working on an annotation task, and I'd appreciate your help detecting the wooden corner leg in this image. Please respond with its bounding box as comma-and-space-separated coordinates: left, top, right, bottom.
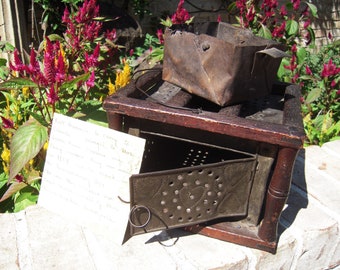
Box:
107, 113, 123, 130
258, 147, 299, 243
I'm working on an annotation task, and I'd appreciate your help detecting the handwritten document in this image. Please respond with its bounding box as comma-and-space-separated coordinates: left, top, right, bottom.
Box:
38, 113, 145, 243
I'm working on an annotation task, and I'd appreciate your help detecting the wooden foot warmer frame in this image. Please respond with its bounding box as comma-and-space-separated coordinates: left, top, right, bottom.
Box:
103, 70, 305, 254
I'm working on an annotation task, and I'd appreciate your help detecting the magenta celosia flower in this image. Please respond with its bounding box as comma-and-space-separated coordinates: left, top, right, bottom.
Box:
280, 5, 288, 16
62, 7, 70, 24
284, 45, 298, 71
9, 49, 27, 73
86, 71, 95, 88
291, 44, 297, 53
291, 0, 300, 11
236, 0, 246, 11
305, 65, 312, 75
217, 14, 221, 23
246, 5, 255, 24
336, 90, 340, 95
84, 20, 102, 42
261, 0, 278, 12
303, 19, 311, 29
292, 73, 299, 83
27, 48, 40, 74
46, 85, 59, 104
1, 116, 14, 129
83, 44, 100, 72
171, 0, 191, 24
321, 59, 340, 78
56, 51, 66, 83
105, 29, 117, 41
63, 0, 102, 49
272, 21, 286, 38
44, 37, 56, 85
15, 175, 24, 183
331, 80, 337, 88
75, 0, 99, 24
156, 29, 164, 44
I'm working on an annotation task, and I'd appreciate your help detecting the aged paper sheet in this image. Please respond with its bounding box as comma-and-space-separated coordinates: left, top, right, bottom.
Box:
38, 113, 145, 243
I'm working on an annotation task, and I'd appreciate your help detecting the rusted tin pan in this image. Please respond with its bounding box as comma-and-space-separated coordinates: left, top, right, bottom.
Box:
162, 22, 287, 106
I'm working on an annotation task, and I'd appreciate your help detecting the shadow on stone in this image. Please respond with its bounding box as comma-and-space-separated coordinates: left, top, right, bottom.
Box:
277, 149, 308, 238
145, 229, 194, 247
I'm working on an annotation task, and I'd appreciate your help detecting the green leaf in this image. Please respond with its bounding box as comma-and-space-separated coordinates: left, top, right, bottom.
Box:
0, 78, 38, 90
60, 73, 90, 91
9, 119, 48, 183
296, 47, 307, 64
258, 24, 272, 39
305, 88, 322, 103
305, 2, 318, 18
13, 195, 38, 212
0, 181, 27, 202
28, 111, 49, 127
0, 58, 7, 66
160, 17, 173, 28
47, 34, 64, 42
306, 27, 316, 45
286, 20, 299, 36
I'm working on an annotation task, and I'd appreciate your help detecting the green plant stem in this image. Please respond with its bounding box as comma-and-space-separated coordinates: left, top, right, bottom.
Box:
37, 87, 52, 125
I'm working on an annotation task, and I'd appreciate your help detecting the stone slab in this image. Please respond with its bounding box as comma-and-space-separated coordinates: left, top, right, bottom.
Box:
0, 213, 19, 270
281, 185, 339, 270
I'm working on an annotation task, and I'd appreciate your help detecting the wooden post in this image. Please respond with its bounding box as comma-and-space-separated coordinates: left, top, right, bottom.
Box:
258, 147, 299, 242
0, 0, 29, 59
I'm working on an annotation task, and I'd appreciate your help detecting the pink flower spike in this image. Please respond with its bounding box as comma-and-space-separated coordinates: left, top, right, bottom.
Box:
47, 85, 59, 105
62, 7, 70, 24
1, 116, 14, 129
328, 32, 333, 40
280, 5, 288, 16
305, 65, 312, 75
303, 19, 310, 29
10, 49, 27, 73
86, 71, 95, 88
15, 175, 24, 183
321, 59, 340, 78
171, 0, 191, 24
291, 0, 300, 11
217, 14, 221, 23
156, 29, 164, 44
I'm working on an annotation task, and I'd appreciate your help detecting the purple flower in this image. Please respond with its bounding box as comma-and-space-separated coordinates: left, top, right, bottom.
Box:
321, 59, 340, 78
9, 49, 27, 73
171, 0, 191, 24
305, 65, 312, 75
280, 5, 288, 16
86, 71, 95, 88
44, 37, 56, 85
272, 21, 286, 38
46, 85, 59, 104
1, 116, 14, 129
291, 0, 300, 11
156, 29, 164, 44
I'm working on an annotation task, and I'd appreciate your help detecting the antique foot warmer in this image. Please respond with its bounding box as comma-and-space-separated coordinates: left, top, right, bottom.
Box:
103, 69, 305, 253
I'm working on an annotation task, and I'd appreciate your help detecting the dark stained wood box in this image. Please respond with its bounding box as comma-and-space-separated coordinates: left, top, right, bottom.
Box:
103, 68, 305, 253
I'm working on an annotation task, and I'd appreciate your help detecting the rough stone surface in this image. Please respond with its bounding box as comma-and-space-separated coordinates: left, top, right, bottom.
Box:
0, 141, 340, 269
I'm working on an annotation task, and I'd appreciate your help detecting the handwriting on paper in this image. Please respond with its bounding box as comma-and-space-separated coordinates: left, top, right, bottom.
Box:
38, 113, 145, 242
